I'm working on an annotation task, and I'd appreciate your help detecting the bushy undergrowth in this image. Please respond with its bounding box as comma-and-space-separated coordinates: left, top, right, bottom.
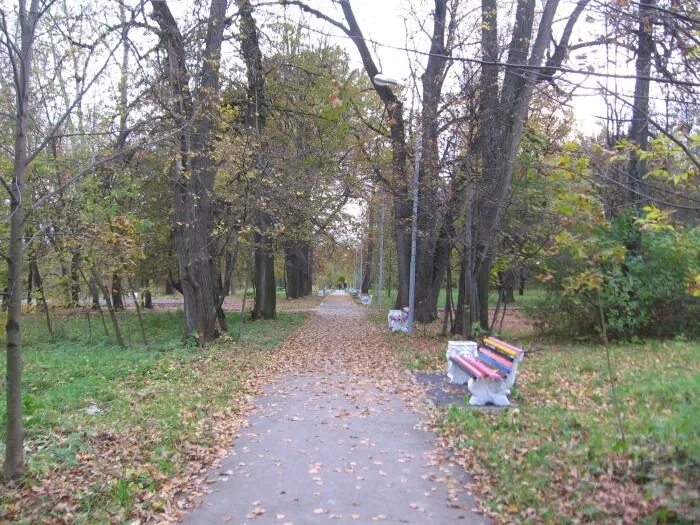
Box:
531, 218, 699, 340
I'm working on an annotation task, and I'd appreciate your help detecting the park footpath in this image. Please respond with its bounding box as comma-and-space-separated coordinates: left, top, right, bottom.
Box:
181, 292, 486, 525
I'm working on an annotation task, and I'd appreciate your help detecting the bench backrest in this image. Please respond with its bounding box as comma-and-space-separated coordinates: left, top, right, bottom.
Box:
481, 336, 525, 389
483, 336, 525, 361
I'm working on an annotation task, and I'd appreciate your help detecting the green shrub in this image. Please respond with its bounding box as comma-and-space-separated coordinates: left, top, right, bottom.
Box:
532, 219, 699, 340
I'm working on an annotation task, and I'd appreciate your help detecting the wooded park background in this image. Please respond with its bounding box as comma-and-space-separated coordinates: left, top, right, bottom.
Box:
0, 0, 697, 518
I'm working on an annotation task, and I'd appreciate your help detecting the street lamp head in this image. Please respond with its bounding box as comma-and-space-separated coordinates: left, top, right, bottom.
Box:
373, 73, 400, 88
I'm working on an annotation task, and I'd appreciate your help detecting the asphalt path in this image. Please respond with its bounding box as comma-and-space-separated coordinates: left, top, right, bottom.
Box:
181, 293, 487, 525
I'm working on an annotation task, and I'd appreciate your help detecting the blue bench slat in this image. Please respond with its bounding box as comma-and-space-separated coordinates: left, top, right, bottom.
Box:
478, 351, 511, 375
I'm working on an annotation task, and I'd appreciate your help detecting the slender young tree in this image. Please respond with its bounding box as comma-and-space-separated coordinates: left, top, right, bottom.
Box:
0, 0, 41, 481
1, 0, 116, 481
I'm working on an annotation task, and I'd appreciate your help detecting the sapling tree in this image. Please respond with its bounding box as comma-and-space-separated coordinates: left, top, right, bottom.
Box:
0, 0, 120, 481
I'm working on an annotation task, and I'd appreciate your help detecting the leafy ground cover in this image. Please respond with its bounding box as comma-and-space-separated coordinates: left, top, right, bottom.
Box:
0, 309, 308, 524
374, 310, 699, 523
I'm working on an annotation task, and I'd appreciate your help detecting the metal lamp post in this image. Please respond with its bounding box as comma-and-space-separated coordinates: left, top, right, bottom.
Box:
373, 73, 418, 334
406, 132, 420, 334
359, 237, 363, 292
377, 191, 385, 309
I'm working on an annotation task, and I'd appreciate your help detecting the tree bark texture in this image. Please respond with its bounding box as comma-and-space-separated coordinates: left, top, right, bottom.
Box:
469, 0, 560, 329
252, 213, 277, 319
151, 0, 228, 342
70, 250, 81, 306
237, 0, 277, 319
285, 240, 312, 299
413, 0, 451, 322
627, 0, 655, 209
4, 0, 40, 482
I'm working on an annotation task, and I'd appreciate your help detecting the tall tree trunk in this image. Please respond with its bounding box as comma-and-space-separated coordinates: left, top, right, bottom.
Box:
330, 1, 410, 308
111, 273, 124, 311
302, 243, 312, 296
237, 0, 277, 318
414, 0, 450, 322
627, 0, 654, 210
252, 215, 276, 319
151, 0, 228, 342
4, 0, 40, 482
477, 259, 491, 330
284, 240, 312, 298
472, 0, 561, 329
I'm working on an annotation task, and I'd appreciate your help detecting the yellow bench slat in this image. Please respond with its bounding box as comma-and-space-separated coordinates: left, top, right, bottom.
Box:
484, 337, 520, 358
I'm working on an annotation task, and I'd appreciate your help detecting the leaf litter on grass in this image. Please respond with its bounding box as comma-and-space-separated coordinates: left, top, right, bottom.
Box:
1, 314, 305, 524
4, 294, 486, 524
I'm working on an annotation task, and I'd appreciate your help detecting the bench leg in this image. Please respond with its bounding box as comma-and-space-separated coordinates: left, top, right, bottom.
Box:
389, 321, 408, 333
447, 360, 471, 385
468, 378, 512, 407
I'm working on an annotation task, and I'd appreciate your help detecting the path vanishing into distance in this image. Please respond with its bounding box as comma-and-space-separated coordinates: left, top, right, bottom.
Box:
181, 292, 487, 525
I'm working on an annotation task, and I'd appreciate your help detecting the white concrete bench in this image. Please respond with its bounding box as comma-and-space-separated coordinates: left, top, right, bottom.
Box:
388, 308, 409, 333
446, 337, 525, 406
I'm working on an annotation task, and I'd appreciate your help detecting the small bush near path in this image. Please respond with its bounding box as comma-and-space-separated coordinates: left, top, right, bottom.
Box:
376, 312, 699, 523
0, 310, 307, 524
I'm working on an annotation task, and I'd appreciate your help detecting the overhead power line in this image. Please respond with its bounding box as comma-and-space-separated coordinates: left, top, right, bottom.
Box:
264, 12, 700, 89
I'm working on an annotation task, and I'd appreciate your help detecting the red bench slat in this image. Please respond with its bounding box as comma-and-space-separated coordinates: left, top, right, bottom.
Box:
465, 356, 503, 380
451, 355, 485, 379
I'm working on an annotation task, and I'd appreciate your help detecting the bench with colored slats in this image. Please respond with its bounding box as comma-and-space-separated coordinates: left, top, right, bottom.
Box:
447, 336, 525, 406
387, 308, 409, 333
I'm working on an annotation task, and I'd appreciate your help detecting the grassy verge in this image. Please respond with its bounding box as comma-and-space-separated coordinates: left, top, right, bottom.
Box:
1, 309, 307, 524
376, 314, 699, 523
441, 340, 699, 523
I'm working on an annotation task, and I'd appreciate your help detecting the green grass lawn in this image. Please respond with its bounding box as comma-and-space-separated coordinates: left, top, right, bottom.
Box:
441, 339, 699, 523
377, 317, 699, 523
0, 309, 307, 524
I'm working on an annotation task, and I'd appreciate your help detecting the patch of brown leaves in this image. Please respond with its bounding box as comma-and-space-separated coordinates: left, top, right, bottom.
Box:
2, 294, 473, 524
